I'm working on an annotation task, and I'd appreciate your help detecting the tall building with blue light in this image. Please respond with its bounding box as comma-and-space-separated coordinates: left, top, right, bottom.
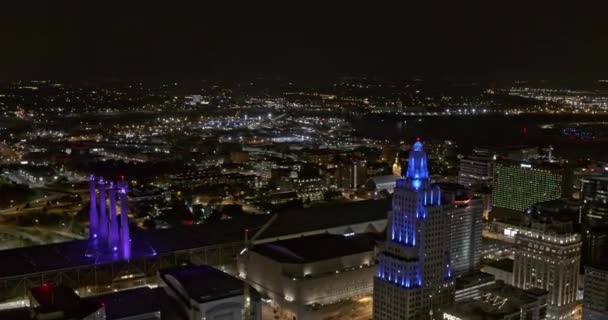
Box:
373, 141, 455, 320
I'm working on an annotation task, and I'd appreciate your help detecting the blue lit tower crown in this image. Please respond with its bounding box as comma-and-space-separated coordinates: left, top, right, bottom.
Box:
373, 140, 454, 320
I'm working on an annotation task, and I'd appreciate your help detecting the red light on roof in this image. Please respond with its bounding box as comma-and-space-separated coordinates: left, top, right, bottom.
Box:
416, 137, 421, 141
120, 175, 125, 181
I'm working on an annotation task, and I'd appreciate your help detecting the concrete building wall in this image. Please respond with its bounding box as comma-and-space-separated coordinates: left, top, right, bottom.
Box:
240, 250, 375, 320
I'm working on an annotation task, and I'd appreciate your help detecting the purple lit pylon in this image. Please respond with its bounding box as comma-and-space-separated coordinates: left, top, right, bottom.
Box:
118, 181, 131, 260
88, 175, 98, 239
98, 178, 108, 242
108, 182, 119, 252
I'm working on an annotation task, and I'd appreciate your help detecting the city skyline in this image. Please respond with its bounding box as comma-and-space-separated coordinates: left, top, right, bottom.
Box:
0, 5, 608, 320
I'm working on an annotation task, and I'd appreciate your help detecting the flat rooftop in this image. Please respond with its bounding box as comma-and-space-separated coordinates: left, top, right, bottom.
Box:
484, 259, 514, 273
160, 265, 244, 304
84, 287, 161, 320
0, 307, 30, 320
30, 284, 100, 319
447, 281, 547, 320
455, 271, 495, 290
0, 199, 389, 279
0, 214, 269, 279
251, 233, 378, 264
444, 300, 516, 320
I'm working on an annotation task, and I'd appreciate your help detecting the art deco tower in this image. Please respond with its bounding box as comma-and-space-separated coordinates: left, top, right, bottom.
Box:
373, 140, 454, 320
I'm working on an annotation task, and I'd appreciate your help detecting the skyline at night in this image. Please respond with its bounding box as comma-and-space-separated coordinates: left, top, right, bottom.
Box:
0, 4, 607, 320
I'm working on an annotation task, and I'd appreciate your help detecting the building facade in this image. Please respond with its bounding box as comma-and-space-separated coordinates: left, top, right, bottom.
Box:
493, 162, 573, 212
583, 266, 608, 320
513, 228, 581, 319
580, 175, 608, 320
458, 157, 494, 188
439, 183, 483, 276
238, 234, 376, 320
335, 158, 367, 189
374, 141, 454, 320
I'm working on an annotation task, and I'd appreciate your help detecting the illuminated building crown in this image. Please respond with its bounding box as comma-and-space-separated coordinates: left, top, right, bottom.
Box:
405, 141, 429, 190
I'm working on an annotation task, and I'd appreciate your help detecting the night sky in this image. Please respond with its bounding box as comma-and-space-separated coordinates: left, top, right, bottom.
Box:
1, 3, 606, 81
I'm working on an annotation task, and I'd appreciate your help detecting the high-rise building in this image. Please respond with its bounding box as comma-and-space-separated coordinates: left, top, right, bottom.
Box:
580, 175, 608, 223
438, 183, 483, 276
458, 149, 496, 187
493, 161, 573, 212
513, 210, 581, 320
583, 266, 608, 320
335, 158, 367, 189
580, 175, 608, 266
374, 141, 454, 320
580, 175, 608, 320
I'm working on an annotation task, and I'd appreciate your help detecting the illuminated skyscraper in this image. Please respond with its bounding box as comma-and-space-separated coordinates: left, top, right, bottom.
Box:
373, 141, 454, 320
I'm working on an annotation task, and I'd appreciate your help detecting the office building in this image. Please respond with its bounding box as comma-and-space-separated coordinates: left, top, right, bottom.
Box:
583, 266, 608, 320
373, 141, 454, 320
513, 210, 581, 320
493, 161, 573, 212
438, 183, 483, 276
580, 174, 608, 222
580, 174, 608, 267
458, 153, 495, 188
238, 233, 376, 320
443, 281, 548, 320
335, 158, 367, 189
580, 175, 608, 320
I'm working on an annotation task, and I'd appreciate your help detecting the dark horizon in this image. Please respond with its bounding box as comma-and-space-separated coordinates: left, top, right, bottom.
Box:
1, 3, 607, 82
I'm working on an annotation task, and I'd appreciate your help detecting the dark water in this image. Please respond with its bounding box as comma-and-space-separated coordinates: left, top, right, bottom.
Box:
352, 114, 608, 160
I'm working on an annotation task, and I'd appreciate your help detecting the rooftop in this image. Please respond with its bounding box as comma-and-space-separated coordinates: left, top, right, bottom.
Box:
0, 307, 31, 320
446, 281, 547, 320
84, 287, 161, 320
251, 233, 378, 264
160, 265, 245, 304
368, 174, 400, 186
455, 271, 495, 290
484, 259, 514, 273
0, 199, 390, 279
30, 284, 101, 319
